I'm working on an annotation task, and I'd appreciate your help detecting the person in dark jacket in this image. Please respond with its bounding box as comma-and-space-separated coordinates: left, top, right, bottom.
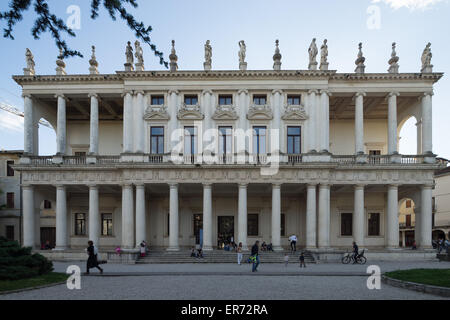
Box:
86, 240, 103, 274
251, 241, 260, 272
352, 241, 359, 264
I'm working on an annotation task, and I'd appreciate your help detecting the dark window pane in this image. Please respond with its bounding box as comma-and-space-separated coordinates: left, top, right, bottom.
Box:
7, 161, 14, 176
287, 126, 301, 154
281, 214, 285, 236
151, 96, 164, 105
101, 213, 113, 236
368, 213, 380, 236
219, 95, 233, 105
150, 127, 164, 154
287, 95, 301, 105
253, 95, 267, 105
44, 200, 52, 209
247, 214, 259, 236
6, 193, 14, 209
6, 225, 14, 241
184, 95, 198, 105
75, 213, 86, 236
341, 213, 353, 236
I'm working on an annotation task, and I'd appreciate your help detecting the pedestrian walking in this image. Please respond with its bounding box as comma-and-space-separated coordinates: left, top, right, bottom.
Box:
86, 240, 103, 274
237, 242, 243, 265
140, 240, 146, 257
288, 234, 297, 252
299, 252, 306, 268
251, 240, 260, 272
284, 254, 289, 267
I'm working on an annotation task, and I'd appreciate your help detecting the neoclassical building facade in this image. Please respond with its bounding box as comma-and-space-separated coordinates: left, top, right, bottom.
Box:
12, 41, 445, 255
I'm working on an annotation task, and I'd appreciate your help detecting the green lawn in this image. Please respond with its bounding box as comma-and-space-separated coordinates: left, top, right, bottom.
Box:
385, 269, 450, 288
0, 272, 69, 293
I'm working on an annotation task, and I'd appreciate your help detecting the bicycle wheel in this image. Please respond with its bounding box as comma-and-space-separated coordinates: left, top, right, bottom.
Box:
357, 256, 367, 264
341, 255, 351, 264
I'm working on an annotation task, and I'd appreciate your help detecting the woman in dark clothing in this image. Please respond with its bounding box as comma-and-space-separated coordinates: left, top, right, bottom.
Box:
86, 240, 103, 274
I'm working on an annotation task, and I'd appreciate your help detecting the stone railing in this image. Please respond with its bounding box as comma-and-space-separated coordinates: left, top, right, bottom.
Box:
21, 154, 439, 167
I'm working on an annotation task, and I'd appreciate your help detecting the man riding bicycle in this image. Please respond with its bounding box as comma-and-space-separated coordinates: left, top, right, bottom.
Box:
352, 241, 359, 264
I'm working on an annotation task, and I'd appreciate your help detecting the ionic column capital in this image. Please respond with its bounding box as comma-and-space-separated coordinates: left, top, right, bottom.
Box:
307, 183, 318, 188
319, 183, 331, 189
121, 183, 133, 188
421, 184, 434, 190
355, 184, 366, 190
169, 183, 179, 188
121, 90, 134, 98
237, 89, 249, 95
87, 184, 98, 189
386, 91, 400, 99
135, 90, 145, 96
202, 89, 214, 96
308, 89, 319, 95
54, 93, 67, 100
203, 183, 213, 188
271, 89, 283, 95
22, 93, 33, 99
135, 183, 145, 189
22, 184, 34, 190
88, 92, 99, 99
168, 89, 179, 96
388, 184, 399, 190
238, 183, 248, 188
422, 91, 434, 98
272, 183, 282, 188
319, 89, 332, 97
54, 184, 66, 190
353, 91, 366, 99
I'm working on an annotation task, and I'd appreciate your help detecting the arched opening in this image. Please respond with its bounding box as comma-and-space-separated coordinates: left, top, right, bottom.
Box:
398, 198, 416, 247
398, 116, 418, 155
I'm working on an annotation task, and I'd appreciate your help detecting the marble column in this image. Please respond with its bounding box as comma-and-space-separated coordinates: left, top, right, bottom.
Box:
121, 183, 135, 249
237, 89, 249, 155
203, 183, 213, 250
318, 184, 330, 248
419, 185, 433, 249
353, 185, 365, 247
320, 90, 331, 153
416, 120, 422, 154
237, 183, 248, 249
168, 183, 179, 251
271, 184, 282, 251
168, 90, 179, 151
22, 185, 35, 248
308, 90, 318, 152
386, 185, 399, 249
387, 92, 399, 155
306, 184, 317, 249
354, 92, 366, 155
55, 185, 68, 250
202, 90, 214, 156
23, 94, 34, 155
135, 184, 147, 247
55, 94, 67, 155
88, 185, 100, 247
135, 91, 145, 153
122, 91, 133, 153
272, 90, 283, 154
88, 93, 99, 155
421, 92, 433, 154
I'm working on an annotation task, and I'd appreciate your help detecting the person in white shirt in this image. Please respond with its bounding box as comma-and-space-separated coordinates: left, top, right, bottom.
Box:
288, 234, 297, 252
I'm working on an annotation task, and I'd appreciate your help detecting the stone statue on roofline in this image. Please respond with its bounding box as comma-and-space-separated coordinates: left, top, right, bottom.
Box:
204, 40, 212, 71
124, 41, 134, 71
308, 38, 318, 70
273, 39, 282, 71
135, 40, 144, 71
89, 45, 99, 75
56, 48, 67, 75
354, 42, 365, 74
320, 39, 328, 71
421, 42, 433, 73
24, 48, 35, 76
169, 40, 178, 72
238, 40, 247, 71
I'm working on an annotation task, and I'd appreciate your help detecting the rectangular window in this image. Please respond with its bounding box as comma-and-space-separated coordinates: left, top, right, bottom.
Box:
281, 213, 286, 237
406, 214, 411, 227
405, 200, 411, 208
219, 95, 233, 105
184, 95, 198, 105
150, 127, 164, 154
151, 95, 164, 105
368, 213, 380, 236
252, 126, 266, 155
75, 213, 86, 236
218, 126, 232, 155
44, 200, 52, 209
184, 126, 197, 155
287, 95, 301, 105
369, 150, 381, 155
6, 226, 14, 241
101, 213, 113, 236
6, 193, 14, 209
247, 214, 259, 236
287, 126, 301, 154
74, 152, 86, 157
341, 213, 353, 236
167, 213, 170, 236
253, 95, 267, 105
7, 160, 14, 177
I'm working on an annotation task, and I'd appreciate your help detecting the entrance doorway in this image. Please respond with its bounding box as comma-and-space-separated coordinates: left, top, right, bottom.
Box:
218, 216, 234, 248
40, 227, 56, 249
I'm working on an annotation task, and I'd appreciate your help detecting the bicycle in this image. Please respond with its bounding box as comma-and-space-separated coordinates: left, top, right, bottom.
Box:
341, 250, 366, 264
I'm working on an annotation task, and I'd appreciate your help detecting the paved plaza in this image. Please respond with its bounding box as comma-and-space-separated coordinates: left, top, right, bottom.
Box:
1, 261, 449, 300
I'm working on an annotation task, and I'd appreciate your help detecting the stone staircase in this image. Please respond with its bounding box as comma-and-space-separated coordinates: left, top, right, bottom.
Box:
136, 249, 316, 264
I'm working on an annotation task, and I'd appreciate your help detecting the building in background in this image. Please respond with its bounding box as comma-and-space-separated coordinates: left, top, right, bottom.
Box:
433, 166, 450, 241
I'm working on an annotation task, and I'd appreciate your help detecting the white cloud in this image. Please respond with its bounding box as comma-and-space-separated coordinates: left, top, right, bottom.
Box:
0, 109, 24, 133
372, 0, 445, 10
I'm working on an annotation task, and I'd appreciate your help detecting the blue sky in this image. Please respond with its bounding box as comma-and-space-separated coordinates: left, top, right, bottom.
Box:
0, 0, 449, 157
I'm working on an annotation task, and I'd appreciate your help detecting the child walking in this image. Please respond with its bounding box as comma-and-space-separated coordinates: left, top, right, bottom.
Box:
299, 252, 306, 268
284, 254, 289, 267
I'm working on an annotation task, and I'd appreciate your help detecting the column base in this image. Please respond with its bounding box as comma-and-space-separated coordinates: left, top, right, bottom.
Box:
52, 155, 63, 164
86, 155, 97, 164
355, 154, 368, 164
